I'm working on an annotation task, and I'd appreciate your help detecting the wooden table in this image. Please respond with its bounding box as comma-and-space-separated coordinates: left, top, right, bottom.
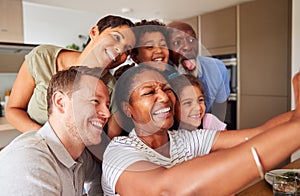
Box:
236, 157, 300, 196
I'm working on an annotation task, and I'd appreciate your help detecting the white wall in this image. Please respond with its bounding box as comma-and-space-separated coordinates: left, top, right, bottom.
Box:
291, 0, 300, 161
23, 2, 103, 49
291, 0, 300, 109
22, 2, 140, 50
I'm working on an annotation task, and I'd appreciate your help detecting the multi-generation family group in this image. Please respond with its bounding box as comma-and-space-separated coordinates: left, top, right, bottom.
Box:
0, 15, 299, 196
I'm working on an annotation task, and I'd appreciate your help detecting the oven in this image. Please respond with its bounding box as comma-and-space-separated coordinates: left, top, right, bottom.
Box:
212, 54, 237, 130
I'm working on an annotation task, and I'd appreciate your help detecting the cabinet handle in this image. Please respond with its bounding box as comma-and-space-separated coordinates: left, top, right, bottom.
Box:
0, 28, 8, 32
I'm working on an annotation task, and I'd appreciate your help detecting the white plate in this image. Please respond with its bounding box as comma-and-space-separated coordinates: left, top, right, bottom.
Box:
264, 169, 300, 185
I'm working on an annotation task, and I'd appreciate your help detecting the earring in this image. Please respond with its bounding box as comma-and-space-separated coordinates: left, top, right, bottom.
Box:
126, 112, 131, 118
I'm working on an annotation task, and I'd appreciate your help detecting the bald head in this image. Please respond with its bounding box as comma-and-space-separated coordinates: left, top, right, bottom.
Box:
167, 21, 196, 35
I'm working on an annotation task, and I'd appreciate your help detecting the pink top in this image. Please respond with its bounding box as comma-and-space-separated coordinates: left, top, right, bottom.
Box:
202, 113, 227, 131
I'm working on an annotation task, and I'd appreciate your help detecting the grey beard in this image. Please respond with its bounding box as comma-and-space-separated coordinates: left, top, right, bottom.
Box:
177, 63, 198, 78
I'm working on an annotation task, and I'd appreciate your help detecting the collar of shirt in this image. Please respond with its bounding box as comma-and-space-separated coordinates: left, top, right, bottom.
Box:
39, 122, 79, 168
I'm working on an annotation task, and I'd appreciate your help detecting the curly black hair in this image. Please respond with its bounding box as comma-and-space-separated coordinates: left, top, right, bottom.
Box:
131, 19, 168, 56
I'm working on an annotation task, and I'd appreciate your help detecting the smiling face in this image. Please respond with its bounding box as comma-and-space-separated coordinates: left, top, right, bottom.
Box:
175, 85, 206, 130
126, 70, 176, 135
83, 25, 136, 69
169, 29, 198, 60
70, 75, 111, 146
132, 32, 169, 71
168, 25, 199, 71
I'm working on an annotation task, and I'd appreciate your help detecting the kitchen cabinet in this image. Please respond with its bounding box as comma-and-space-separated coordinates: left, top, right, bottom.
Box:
200, 0, 291, 129
0, 0, 24, 43
238, 0, 291, 128
0, 42, 37, 72
0, 53, 24, 72
200, 6, 236, 56
179, 16, 198, 37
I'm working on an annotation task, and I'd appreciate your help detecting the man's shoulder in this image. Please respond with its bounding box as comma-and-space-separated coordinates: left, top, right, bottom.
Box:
0, 133, 61, 195
1, 131, 42, 149
0, 131, 55, 177
198, 55, 226, 72
0, 130, 52, 162
198, 55, 224, 65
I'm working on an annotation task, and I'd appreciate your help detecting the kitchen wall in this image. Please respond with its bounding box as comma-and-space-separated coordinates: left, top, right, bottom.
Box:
291, 0, 300, 109
23, 2, 139, 48
291, 0, 300, 161
23, 2, 102, 47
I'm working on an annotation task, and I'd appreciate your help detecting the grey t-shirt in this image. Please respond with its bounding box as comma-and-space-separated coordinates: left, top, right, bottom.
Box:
0, 122, 103, 195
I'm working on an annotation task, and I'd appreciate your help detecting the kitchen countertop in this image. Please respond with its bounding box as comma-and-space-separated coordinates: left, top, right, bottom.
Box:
0, 117, 15, 132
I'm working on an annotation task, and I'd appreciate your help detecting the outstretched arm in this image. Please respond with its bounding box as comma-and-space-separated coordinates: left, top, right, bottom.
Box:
115, 72, 300, 195
212, 74, 299, 150
116, 115, 300, 195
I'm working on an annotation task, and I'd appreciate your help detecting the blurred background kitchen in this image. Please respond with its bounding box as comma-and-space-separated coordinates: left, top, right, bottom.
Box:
0, 0, 300, 160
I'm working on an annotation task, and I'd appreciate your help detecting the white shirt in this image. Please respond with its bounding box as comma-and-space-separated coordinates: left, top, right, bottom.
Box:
102, 128, 219, 195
